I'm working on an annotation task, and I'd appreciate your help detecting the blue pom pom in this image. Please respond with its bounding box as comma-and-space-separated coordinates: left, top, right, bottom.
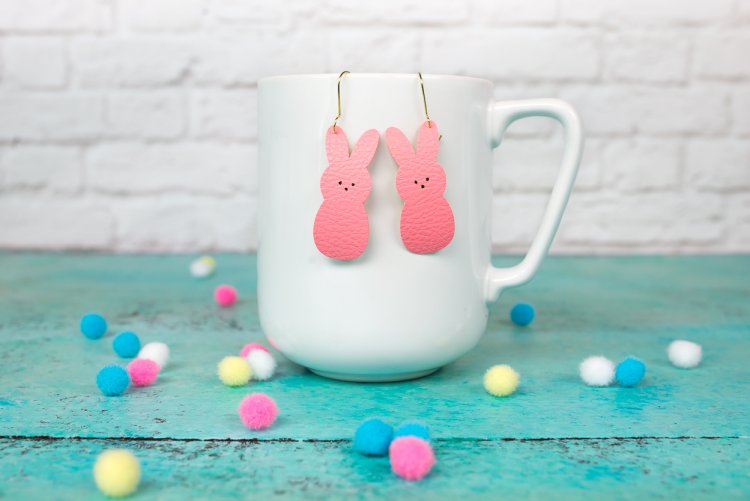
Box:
510, 303, 535, 326
112, 331, 141, 358
96, 365, 130, 396
353, 418, 393, 456
615, 356, 646, 387
394, 421, 430, 441
80, 313, 108, 339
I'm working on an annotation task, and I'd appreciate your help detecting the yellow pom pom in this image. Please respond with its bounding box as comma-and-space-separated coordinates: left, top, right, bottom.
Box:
199, 255, 216, 268
218, 356, 252, 386
94, 449, 140, 498
483, 364, 520, 397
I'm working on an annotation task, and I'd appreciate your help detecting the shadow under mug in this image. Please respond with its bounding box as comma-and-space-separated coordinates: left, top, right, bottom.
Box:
257, 73, 583, 382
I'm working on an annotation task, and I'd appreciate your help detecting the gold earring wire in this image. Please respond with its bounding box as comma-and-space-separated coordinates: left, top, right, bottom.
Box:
419, 72, 441, 139
418, 72, 432, 128
332, 70, 350, 133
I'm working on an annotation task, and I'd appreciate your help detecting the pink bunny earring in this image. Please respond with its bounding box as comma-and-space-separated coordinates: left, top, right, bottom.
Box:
385, 74, 455, 254
313, 72, 379, 261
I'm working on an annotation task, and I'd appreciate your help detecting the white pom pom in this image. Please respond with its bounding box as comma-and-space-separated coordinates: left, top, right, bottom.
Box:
667, 340, 702, 369
579, 356, 615, 386
190, 256, 215, 278
246, 349, 276, 381
138, 342, 170, 369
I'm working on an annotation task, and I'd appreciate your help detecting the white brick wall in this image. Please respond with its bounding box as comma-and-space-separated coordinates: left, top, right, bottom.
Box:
0, 0, 748, 253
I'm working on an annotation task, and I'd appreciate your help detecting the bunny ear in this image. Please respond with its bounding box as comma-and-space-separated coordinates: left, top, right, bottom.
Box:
326, 126, 350, 165
385, 127, 415, 167
348, 129, 379, 168
416, 121, 439, 160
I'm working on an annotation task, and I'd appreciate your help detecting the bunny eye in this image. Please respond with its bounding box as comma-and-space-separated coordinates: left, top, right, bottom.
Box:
414, 180, 418, 184
426, 177, 430, 181
338, 181, 342, 185
351, 183, 355, 186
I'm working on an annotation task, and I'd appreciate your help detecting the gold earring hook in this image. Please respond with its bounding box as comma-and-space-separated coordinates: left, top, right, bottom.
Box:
418, 72, 432, 128
419, 72, 441, 139
332, 70, 350, 133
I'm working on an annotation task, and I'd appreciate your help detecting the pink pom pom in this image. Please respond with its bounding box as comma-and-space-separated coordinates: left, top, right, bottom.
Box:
238, 393, 278, 430
214, 284, 238, 307
127, 358, 160, 387
389, 436, 435, 481
240, 342, 270, 358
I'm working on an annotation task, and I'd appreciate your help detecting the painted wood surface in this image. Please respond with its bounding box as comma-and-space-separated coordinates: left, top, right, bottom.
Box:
1, 438, 748, 500
0, 254, 748, 499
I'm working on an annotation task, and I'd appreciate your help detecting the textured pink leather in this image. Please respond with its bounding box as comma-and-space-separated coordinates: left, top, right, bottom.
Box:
386, 121, 455, 254
313, 126, 379, 260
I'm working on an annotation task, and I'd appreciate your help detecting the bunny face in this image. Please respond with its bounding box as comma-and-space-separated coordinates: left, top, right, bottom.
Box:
396, 161, 447, 199
320, 166, 372, 201
386, 122, 447, 199
320, 126, 379, 202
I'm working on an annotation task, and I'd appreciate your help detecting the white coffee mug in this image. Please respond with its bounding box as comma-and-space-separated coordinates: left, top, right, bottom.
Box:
257, 74, 582, 382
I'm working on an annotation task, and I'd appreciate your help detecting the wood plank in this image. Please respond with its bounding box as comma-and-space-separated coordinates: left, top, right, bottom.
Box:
1, 437, 748, 500
0, 254, 748, 440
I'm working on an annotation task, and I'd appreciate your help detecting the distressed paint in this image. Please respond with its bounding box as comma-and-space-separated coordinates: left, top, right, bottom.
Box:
0, 438, 748, 499
0, 254, 748, 497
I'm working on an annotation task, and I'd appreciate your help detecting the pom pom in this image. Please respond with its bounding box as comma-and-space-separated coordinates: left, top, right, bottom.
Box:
218, 356, 251, 386
238, 393, 278, 430
353, 418, 393, 456
127, 358, 160, 387
483, 364, 520, 397
579, 356, 615, 386
615, 356, 646, 387
112, 331, 141, 358
667, 339, 702, 369
246, 349, 277, 381
510, 303, 535, 326
96, 365, 130, 396
389, 436, 435, 481
214, 284, 238, 307
394, 421, 430, 441
190, 255, 216, 278
137, 342, 169, 369
94, 449, 140, 498
240, 342, 270, 358
80, 313, 107, 339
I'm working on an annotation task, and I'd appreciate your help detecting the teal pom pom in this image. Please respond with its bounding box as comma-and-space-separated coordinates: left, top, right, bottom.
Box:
353, 418, 393, 456
113, 331, 141, 358
615, 356, 646, 387
510, 303, 535, 326
394, 421, 430, 441
80, 313, 108, 339
97, 365, 130, 396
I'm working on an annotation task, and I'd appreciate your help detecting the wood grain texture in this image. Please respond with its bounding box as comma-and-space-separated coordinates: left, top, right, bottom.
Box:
0, 254, 748, 498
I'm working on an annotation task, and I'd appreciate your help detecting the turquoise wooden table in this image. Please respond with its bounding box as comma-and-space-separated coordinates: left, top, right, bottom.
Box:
0, 254, 748, 499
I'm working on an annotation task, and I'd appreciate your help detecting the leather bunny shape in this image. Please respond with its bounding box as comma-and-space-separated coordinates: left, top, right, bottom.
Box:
313, 126, 379, 261
386, 121, 455, 254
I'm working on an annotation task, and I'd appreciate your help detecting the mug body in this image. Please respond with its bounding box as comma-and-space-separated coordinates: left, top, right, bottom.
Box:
258, 74, 495, 381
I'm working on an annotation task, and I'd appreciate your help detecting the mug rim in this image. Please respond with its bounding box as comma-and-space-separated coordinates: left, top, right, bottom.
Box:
259, 73, 492, 86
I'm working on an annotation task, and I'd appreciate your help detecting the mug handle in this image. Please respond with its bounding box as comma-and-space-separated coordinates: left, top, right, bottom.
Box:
484, 99, 584, 302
